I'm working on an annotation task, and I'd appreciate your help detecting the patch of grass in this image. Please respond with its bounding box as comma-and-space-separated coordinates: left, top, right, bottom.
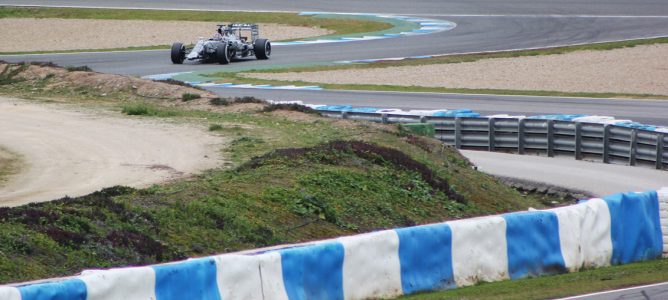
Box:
209, 97, 229, 106
65, 65, 92, 72
208, 124, 223, 131
0, 7, 392, 54
120, 102, 180, 117
181, 93, 201, 102
0, 62, 27, 85
0, 147, 22, 185
400, 258, 668, 300
232, 96, 265, 104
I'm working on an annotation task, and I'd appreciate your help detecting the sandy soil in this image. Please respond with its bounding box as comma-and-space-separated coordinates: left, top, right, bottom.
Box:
246, 44, 668, 95
0, 18, 331, 52
0, 97, 226, 206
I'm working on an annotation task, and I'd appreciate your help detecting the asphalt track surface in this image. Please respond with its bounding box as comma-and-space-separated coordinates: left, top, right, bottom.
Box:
2, 1, 668, 299
559, 281, 668, 300
5, 0, 668, 16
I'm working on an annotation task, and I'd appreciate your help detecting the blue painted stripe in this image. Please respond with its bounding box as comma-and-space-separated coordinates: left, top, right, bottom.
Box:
412, 29, 438, 33
153, 258, 220, 300
279, 242, 345, 300
604, 191, 663, 265
503, 211, 566, 279
396, 223, 454, 294
18, 279, 87, 300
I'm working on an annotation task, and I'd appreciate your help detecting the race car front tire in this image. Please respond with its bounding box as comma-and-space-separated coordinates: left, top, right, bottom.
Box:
254, 39, 271, 60
170, 42, 185, 64
216, 43, 231, 64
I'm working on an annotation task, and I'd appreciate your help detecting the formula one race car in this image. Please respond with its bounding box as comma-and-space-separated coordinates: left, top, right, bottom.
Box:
170, 23, 271, 64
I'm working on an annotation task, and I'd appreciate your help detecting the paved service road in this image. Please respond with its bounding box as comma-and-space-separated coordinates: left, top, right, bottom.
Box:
208, 88, 668, 127
461, 150, 668, 197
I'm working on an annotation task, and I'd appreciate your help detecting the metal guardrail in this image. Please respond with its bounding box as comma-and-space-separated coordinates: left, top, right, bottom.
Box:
319, 110, 668, 170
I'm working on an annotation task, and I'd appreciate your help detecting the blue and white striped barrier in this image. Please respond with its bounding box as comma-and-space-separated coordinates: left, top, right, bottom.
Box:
1, 188, 667, 299
270, 102, 668, 132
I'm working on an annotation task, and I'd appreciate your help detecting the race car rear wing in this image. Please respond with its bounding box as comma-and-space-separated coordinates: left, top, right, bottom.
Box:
218, 23, 259, 41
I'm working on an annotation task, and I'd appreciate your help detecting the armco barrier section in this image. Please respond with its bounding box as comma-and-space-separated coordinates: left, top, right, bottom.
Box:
1, 188, 667, 300
317, 111, 668, 170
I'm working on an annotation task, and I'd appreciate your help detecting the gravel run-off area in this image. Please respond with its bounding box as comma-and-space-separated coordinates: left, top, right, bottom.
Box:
0, 97, 226, 207
0, 18, 332, 52
245, 44, 668, 96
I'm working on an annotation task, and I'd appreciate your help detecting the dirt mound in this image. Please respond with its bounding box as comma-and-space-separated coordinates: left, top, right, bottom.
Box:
244, 140, 466, 203
0, 61, 217, 101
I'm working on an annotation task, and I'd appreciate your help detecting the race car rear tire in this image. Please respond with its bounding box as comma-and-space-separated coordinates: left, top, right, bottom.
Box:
254, 39, 271, 60
170, 42, 185, 64
216, 43, 231, 64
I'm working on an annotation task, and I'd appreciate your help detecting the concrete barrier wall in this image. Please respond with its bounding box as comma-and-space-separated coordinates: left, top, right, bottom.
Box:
1, 188, 666, 300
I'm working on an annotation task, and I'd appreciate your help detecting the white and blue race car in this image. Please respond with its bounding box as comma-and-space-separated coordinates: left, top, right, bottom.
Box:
170, 23, 271, 64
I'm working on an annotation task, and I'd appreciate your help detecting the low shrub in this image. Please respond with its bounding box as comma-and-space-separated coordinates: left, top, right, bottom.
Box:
65, 65, 92, 72
209, 97, 229, 106
181, 93, 201, 102
209, 124, 223, 131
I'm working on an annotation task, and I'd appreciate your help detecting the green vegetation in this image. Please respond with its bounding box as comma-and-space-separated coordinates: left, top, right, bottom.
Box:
0, 147, 21, 185
0, 132, 544, 283
209, 97, 230, 106
0, 62, 27, 86
208, 124, 223, 131
401, 257, 668, 300
0, 95, 556, 284
181, 92, 201, 102
0, 6, 392, 54
121, 102, 180, 116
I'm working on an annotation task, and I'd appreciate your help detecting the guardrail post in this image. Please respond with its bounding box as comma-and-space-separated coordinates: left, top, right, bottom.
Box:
341, 111, 348, 119
518, 119, 525, 154
603, 125, 610, 163
574, 122, 582, 160
629, 129, 637, 166
656, 134, 664, 170
455, 117, 462, 149
488, 118, 495, 152
381, 113, 388, 124
547, 120, 554, 157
